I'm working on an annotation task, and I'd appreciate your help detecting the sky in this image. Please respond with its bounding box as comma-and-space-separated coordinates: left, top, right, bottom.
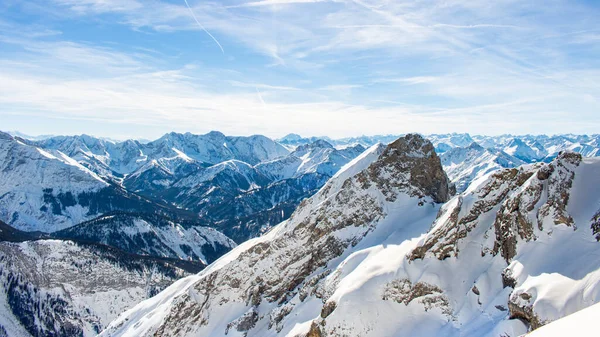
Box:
1, 0, 599, 140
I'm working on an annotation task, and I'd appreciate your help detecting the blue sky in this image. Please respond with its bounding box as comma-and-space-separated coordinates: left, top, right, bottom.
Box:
1, 0, 599, 139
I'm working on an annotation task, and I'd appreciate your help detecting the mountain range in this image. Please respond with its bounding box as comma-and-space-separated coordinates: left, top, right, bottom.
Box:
0, 130, 599, 336
99, 134, 600, 337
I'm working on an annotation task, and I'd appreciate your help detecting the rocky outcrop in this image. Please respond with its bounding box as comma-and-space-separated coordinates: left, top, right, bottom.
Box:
359, 134, 451, 203
409, 152, 583, 263
591, 209, 600, 241
508, 292, 545, 330
382, 279, 451, 316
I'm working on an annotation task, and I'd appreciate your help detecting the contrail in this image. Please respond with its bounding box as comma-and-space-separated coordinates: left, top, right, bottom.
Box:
255, 86, 267, 107
183, 0, 225, 54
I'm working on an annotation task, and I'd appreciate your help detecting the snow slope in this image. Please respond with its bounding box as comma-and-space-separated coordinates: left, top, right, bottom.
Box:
0, 132, 109, 231
101, 137, 600, 337
256, 140, 366, 180
526, 301, 600, 337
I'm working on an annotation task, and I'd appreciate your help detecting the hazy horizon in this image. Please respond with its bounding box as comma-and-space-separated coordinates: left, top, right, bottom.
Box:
5, 129, 599, 143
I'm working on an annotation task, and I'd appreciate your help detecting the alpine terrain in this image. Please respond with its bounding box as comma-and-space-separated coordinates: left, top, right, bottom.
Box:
1, 130, 599, 337
99, 134, 600, 337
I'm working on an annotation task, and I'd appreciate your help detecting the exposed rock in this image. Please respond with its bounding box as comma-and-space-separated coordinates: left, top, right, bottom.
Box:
495, 305, 507, 312
359, 134, 451, 203
508, 295, 545, 331
536, 153, 581, 230
269, 304, 294, 332
305, 322, 323, 337
409, 197, 463, 260
226, 308, 259, 335
320, 301, 337, 319
382, 279, 452, 316
591, 210, 600, 241
502, 268, 517, 289
409, 153, 582, 264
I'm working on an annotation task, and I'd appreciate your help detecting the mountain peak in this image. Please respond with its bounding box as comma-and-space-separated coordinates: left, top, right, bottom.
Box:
205, 130, 226, 139
467, 142, 484, 151
364, 133, 451, 203
293, 139, 334, 154
280, 133, 302, 141
0, 131, 13, 140
309, 139, 334, 149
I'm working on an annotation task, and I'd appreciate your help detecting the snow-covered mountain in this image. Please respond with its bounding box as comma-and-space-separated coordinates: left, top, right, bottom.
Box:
53, 212, 236, 264
98, 134, 451, 336
276, 133, 396, 150
0, 131, 108, 231
440, 142, 525, 193
256, 140, 365, 180
276, 133, 600, 162
128, 140, 369, 243
100, 135, 600, 337
0, 132, 202, 233
0, 238, 194, 337
36, 131, 289, 178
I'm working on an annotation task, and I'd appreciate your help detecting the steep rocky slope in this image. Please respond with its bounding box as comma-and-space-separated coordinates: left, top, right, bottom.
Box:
53, 212, 236, 264
0, 239, 193, 337
102, 137, 600, 337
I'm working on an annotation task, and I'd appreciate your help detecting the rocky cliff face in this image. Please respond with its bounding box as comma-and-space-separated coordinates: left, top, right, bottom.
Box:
0, 240, 191, 337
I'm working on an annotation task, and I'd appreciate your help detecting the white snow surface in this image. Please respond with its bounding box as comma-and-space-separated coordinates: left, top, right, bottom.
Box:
526, 301, 600, 337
